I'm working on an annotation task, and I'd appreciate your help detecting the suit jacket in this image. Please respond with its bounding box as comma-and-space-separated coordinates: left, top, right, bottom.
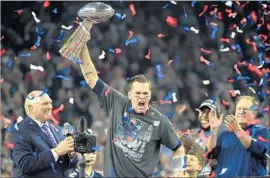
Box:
9, 116, 78, 177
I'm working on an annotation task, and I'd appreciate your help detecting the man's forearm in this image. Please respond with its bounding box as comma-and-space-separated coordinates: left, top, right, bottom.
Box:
207, 129, 218, 151
172, 145, 185, 157
80, 45, 99, 89
235, 129, 252, 149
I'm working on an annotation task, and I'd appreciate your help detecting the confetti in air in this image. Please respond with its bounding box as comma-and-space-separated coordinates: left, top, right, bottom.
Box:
31, 11, 41, 23
61, 25, 73, 30
98, 50, 106, 59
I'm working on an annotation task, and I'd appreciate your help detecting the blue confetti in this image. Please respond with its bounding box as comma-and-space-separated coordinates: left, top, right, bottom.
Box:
250, 105, 259, 111
162, 3, 171, 9
8, 59, 14, 69
191, 1, 196, 7
237, 75, 251, 81
52, 8, 57, 14
164, 92, 173, 101
55, 75, 72, 80
210, 26, 218, 38
36, 136, 42, 140
108, 48, 115, 53
17, 136, 24, 141
212, 96, 216, 105
39, 88, 48, 96
183, 6, 187, 18
235, 44, 241, 53
248, 58, 254, 64
91, 146, 100, 152
51, 162, 57, 173
72, 57, 84, 64
244, 83, 256, 87
125, 37, 139, 46
184, 26, 190, 31
258, 53, 263, 65
10, 87, 16, 94
156, 64, 164, 79
36, 26, 45, 36
80, 80, 88, 88
205, 18, 208, 26
7, 124, 16, 133
34, 35, 42, 47
153, 171, 159, 176
33, 152, 37, 158
259, 73, 268, 87
176, 55, 181, 63
115, 13, 126, 20
110, 168, 115, 177
59, 67, 69, 75
128, 107, 134, 112
20, 53, 31, 57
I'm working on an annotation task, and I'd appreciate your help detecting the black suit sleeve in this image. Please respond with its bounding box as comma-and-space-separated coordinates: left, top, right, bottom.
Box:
10, 131, 55, 174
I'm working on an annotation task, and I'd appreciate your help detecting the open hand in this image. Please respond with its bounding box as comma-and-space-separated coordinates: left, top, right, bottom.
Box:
209, 110, 223, 130
224, 115, 241, 132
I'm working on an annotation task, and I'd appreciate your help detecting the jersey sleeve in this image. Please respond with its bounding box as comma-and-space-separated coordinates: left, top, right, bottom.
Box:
92, 79, 127, 116
160, 117, 182, 151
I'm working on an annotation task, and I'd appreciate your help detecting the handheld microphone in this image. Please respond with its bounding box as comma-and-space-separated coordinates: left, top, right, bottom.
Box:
62, 122, 72, 137
80, 116, 87, 132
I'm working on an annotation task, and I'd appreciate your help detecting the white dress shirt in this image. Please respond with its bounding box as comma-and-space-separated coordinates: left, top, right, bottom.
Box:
31, 118, 59, 162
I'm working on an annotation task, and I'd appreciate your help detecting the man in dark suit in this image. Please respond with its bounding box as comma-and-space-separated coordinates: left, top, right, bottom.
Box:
8, 90, 78, 177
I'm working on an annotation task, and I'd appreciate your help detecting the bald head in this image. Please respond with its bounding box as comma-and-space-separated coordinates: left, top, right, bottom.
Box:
25, 90, 53, 122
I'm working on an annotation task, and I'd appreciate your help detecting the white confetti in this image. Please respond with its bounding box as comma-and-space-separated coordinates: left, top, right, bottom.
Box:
170, 1, 177, 5
236, 26, 243, 33
231, 32, 236, 39
17, 116, 23, 123
61, 25, 73, 30
203, 80, 210, 85
69, 97, 74, 104
248, 87, 256, 94
220, 47, 230, 52
98, 50, 106, 59
172, 93, 177, 102
219, 168, 228, 175
31, 11, 41, 23
30, 64, 44, 72
190, 27, 199, 34
225, 1, 233, 7
234, 90, 241, 95
257, 61, 264, 69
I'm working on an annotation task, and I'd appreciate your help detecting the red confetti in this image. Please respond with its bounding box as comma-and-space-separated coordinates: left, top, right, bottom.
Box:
7, 142, 15, 149
199, 5, 208, 17
200, 56, 210, 66
178, 104, 187, 115
248, 64, 264, 78
30, 45, 37, 50
220, 38, 230, 43
145, 49, 151, 59
229, 90, 238, 97
200, 48, 212, 54
246, 38, 257, 52
258, 136, 270, 142
228, 78, 235, 83
17, 9, 23, 15
157, 33, 165, 38
105, 87, 111, 96
229, 24, 237, 30
129, 4, 136, 16
46, 52, 51, 60
43, 1, 50, 8
217, 12, 223, 20
159, 100, 172, 105
250, 11, 257, 23
166, 16, 178, 27
115, 48, 122, 54
222, 100, 230, 107
258, 34, 268, 43
1, 48, 6, 56
167, 59, 174, 66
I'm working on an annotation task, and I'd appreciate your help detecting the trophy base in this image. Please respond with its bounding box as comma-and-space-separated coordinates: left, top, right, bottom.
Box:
59, 20, 93, 61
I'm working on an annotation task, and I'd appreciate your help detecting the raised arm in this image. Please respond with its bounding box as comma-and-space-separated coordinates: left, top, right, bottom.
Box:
79, 43, 99, 89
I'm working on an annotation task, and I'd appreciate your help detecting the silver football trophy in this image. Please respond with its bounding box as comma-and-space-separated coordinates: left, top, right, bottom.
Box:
59, 2, 115, 60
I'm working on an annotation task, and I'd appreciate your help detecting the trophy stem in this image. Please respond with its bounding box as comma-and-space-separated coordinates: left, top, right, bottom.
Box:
59, 20, 93, 60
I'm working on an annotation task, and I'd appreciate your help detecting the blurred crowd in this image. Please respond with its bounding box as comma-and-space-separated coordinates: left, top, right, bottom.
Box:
1, 1, 269, 177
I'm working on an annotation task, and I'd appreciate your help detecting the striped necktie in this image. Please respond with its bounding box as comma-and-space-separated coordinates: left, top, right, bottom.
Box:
41, 124, 57, 147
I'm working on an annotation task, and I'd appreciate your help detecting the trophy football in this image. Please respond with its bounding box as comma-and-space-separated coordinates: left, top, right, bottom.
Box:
59, 2, 115, 60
